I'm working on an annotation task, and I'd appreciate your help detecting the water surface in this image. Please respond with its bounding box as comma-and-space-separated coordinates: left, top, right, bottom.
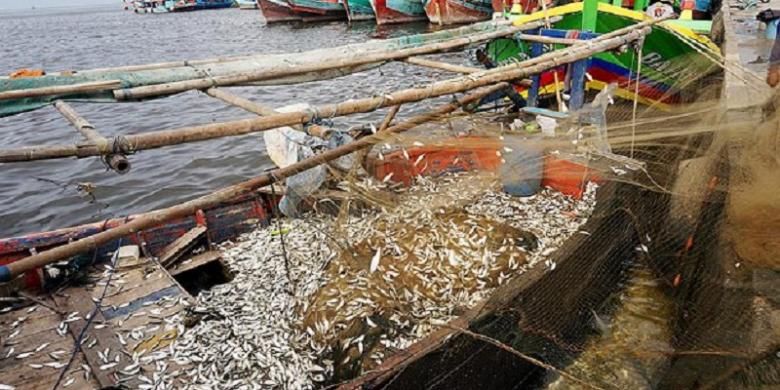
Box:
0, 5, 472, 237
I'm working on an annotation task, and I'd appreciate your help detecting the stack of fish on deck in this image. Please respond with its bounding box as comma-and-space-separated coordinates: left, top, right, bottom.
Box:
159, 164, 598, 387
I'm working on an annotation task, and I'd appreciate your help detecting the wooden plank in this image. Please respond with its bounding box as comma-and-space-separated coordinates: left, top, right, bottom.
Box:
14, 352, 97, 390
51, 289, 124, 388
0, 312, 64, 346
169, 250, 223, 277
0, 329, 72, 371
158, 225, 207, 268
101, 268, 179, 308
111, 301, 184, 331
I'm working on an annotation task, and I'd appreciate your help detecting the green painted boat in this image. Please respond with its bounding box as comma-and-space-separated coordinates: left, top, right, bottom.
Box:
487, 1, 719, 108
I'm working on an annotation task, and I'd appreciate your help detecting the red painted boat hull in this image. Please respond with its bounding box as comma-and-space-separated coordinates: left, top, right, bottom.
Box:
424, 0, 491, 24
259, 0, 303, 22
0, 193, 277, 291
370, 0, 427, 24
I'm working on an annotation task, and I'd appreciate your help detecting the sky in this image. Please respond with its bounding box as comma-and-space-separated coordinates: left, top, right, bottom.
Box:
0, 0, 117, 10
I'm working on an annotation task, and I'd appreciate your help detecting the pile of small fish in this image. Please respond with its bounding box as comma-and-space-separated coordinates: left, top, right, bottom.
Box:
162, 172, 597, 388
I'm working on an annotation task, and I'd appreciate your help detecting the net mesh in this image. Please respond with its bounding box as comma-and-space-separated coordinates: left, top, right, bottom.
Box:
250, 45, 780, 389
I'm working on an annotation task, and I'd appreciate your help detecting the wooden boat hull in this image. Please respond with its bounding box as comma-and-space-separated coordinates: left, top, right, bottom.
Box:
259, 0, 304, 21
490, 3, 719, 108
0, 192, 279, 291
288, 0, 346, 17
424, 0, 492, 25
344, 0, 376, 21
369, 0, 427, 24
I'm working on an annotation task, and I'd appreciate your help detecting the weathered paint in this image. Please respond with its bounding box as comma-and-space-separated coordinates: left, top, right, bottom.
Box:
0, 193, 277, 291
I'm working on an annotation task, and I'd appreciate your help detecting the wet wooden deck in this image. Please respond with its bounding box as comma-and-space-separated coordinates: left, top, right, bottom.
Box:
0, 249, 192, 389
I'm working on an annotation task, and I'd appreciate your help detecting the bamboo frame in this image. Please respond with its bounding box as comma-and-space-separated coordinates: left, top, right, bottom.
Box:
53, 100, 131, 173
112, 20, 551, 101
0, 80, 121, 101
517, 34, 582, 45
204, 87, 331, 138
403, 57, 482, 74
0, 83, 510, 281
0, 23, 652, 164
0, 20, 658, 278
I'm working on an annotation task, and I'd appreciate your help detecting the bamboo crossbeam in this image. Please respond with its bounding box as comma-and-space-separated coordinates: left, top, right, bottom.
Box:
0, 24, 651, 164
204, 87, 331, 138
53, 101, 107, 147
403, 57, 482, 74
516, 34, 582, 45
0, 83, 509, 283
53, 100, 131, 173
0, 80, 121, 101
113, 19, 553, 101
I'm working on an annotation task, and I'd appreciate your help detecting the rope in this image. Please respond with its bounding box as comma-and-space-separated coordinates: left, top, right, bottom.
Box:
631, 38, 644, 159
269, 174, 295, 297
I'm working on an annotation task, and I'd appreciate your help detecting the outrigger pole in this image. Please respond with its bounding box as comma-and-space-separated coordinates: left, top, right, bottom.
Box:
0, 23, 654, 283
0, 19, 659, 165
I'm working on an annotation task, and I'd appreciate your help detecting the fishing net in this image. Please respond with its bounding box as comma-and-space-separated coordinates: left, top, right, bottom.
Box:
165, 31, 780, 389
7, 16, 776, 390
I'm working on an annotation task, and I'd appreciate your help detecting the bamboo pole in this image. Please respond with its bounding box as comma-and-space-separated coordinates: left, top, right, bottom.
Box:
403, 56, 533, 87
0, 80, 121, 101
378, 105, 401, 132
403, 57, 482, 74
113, 20, 552, 101
53, 101, 107, 147
516, 34, 581, 46
0, 83, 509, 283
53, 100, 131, 173
204, 87, 331, 138
0, 21, 655, 164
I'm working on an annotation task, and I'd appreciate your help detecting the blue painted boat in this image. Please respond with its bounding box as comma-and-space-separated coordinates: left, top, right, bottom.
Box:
344, 0, 375, 21
194, 0, 235, 9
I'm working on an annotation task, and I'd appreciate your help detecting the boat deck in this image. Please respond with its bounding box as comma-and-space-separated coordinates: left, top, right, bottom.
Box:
0, 252, 193, 389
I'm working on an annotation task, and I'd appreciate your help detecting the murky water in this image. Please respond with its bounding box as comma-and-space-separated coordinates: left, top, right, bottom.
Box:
0, 5, 471, 237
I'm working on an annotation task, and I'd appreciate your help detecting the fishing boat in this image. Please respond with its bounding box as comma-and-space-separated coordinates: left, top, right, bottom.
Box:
369, 0, 427, 24
237, 0, 259, 8
259, 0, 304, 22
131, 0, 170, 13
171, 0, 197, 11
287, 0, 347, 20
484, 1, 719, 108
424, 0, 493, 25
343, 0, 376, 21
194, 0, 235, 9
2, 8, 753, 388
